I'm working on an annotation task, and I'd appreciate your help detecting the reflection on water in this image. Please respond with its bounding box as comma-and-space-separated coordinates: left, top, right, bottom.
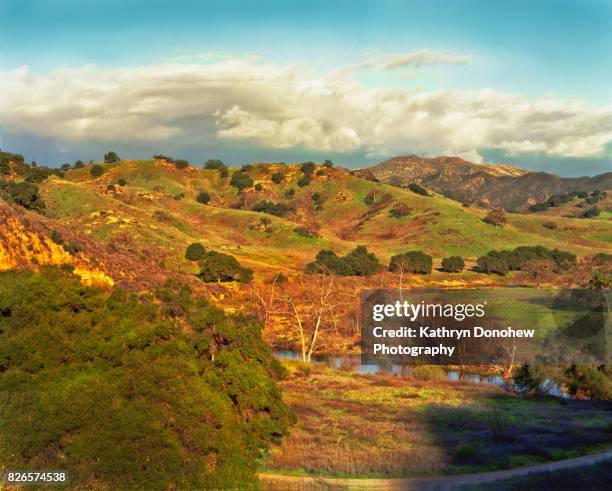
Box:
273, 350, 567, 397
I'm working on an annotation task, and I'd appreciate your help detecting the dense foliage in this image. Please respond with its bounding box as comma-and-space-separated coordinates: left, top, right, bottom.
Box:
197, 191, 211, 204
252, 200, 290, 217
441, 256, 465, 273
0, 268, 293, 489
389, 251, 433, 274
230, 171, 254, 191
389, 202, 411, 218
185, 242, 206, 261
477, 246, 576, 276
407, 183, 430, 196
90, 164, 105, 177
271, 171, 284, 184
204, 159, 226, 170
174, 159, 190, 169
104, 151, 120, 163
198, 251, 253, 283
306, 246, 381, 276
0, 179, 45, 212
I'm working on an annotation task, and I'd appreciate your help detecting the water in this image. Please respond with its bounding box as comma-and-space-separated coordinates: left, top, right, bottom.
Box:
273, 349, 568, 397
273, 349, 509, 389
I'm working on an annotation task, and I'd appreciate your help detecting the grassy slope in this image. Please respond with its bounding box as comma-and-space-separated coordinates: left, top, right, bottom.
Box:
39, 160, 611, 277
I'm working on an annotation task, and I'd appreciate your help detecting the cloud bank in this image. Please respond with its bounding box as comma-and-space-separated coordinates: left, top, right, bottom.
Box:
0, 58, 611, 164
383, 49, 473, 69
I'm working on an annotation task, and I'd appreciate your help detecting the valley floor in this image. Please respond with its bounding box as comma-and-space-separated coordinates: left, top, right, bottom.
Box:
262, 361, 612, 479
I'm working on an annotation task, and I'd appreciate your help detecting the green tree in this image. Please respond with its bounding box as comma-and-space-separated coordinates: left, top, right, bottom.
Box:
90, 164, 105, 177
441, 256, 465, 273
174, 159, 189, 169
389, 251, 432, 274
104, 151, 120, 163
198, 251, 253, 283
185, 243, 206, 261
204, 159, 226, 170
196, 191, 211, 204
230, 172, 254, 191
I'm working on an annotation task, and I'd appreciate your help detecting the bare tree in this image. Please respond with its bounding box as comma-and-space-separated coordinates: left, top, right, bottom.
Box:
282, 274, 335, 363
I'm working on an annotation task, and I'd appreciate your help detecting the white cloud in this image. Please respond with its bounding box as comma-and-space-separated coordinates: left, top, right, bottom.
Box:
0, 59, 611, 162
383, 49, 473, 69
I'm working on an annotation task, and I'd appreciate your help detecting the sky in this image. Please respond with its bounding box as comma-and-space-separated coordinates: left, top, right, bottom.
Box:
0, 0, 611, 176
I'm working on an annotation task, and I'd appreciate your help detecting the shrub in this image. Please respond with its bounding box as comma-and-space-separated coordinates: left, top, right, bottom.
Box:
153, 210, 171, 222
563, 366, 612, 400
241, 164, 253, 172
543, 221, 557, 230
300, 162, 316, 176
220, 168, 229, 179
118, 178, 127, 186
74, 160, 84, 168
306, 246, 381, 276
577, 191, 588, 199
582, 206, 600, 218
589, 271, 612, 289
173, 192, 185, 201
477, 254, 509, 275
408, 182, 430, 196
0, 180, 45, 212
0, 268, 292, 489
106, 184, 115, 191
185, 243, 206, 261
196, 191, 211, 204
512, 364, 550, 394
271, 171, 284, 184
389, 202, 411, 218
312, 192, 324, 205
293, 226, 319, 238
90, 164, 105, 177
389, 251, 433, 274
50, 230, 64, 245
297, 176, 311, 187
285, 188, 296, 198
254, 183, 263, 191
252, 200, 290, 217
316, 169, 325, 176
323, 159, 333, 168
204, 159, 226, 170
441, 256, 465, 273
174, 159, 189, 169
230, 172, 254, 191
528, 202, 550, 212
483, 209, 507, 226
153, 154, 173, 162
198, 251, 253, 283
104, 151, 120, 163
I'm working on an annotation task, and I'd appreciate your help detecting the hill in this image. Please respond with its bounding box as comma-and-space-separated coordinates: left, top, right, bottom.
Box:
357, 155, 612, 211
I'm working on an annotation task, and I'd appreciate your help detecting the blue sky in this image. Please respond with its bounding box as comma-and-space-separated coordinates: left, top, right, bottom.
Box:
0, 0, 611, 175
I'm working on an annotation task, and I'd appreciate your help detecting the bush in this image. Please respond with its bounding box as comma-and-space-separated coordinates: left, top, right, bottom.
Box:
284, 188, 296, 198
408, 182, 430, 196
477, 254, 509, 275
543, 221, 557, 230
252, 200, 290, 217
306, 246, 381, 276
297, 176, 311, 187
0, 268, 292, 489
90, 164, 105, 177
153, 154, 173, 162
323, 159, 333, 168
483, 209, 507, 226
174, 159, 189, 169
185, 243, 206, 261
106, 184, 115, 191
293, 226, 319, 238
441, 256, 465, 273
74, 160, 84, 168
316, 169, 325, 176
512, 364, 550, 394
389, 251, 432, 274
220, 168, 229, 179
271, 171, 284, 184
300, 162, 316, 176
577, 191, 588, 199
204, 159, 225, 170
582, 206, 600, 218
230, 172, 254, 191
364, 190, 381, 205
389, 202, 411, 218
50, 230, 64, 245
118, 178, 127, 186
528, 202, 550, 212
254, 183, 263, 191
197, 191, 211, 204
198, 251, 253, 283
0, 180, 45, 212
104, 151, 120, 163
563, 366, 612, 400
241, 164, 253, 172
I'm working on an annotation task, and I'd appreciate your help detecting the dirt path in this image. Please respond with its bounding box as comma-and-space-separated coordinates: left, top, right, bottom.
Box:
259, 448, 612, 490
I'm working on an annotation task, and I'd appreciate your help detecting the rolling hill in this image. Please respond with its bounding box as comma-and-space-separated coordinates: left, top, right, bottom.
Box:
356, 155, 612, 211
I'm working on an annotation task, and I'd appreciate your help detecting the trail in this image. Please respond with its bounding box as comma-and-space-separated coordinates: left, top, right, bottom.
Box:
259, 448, 612, 490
